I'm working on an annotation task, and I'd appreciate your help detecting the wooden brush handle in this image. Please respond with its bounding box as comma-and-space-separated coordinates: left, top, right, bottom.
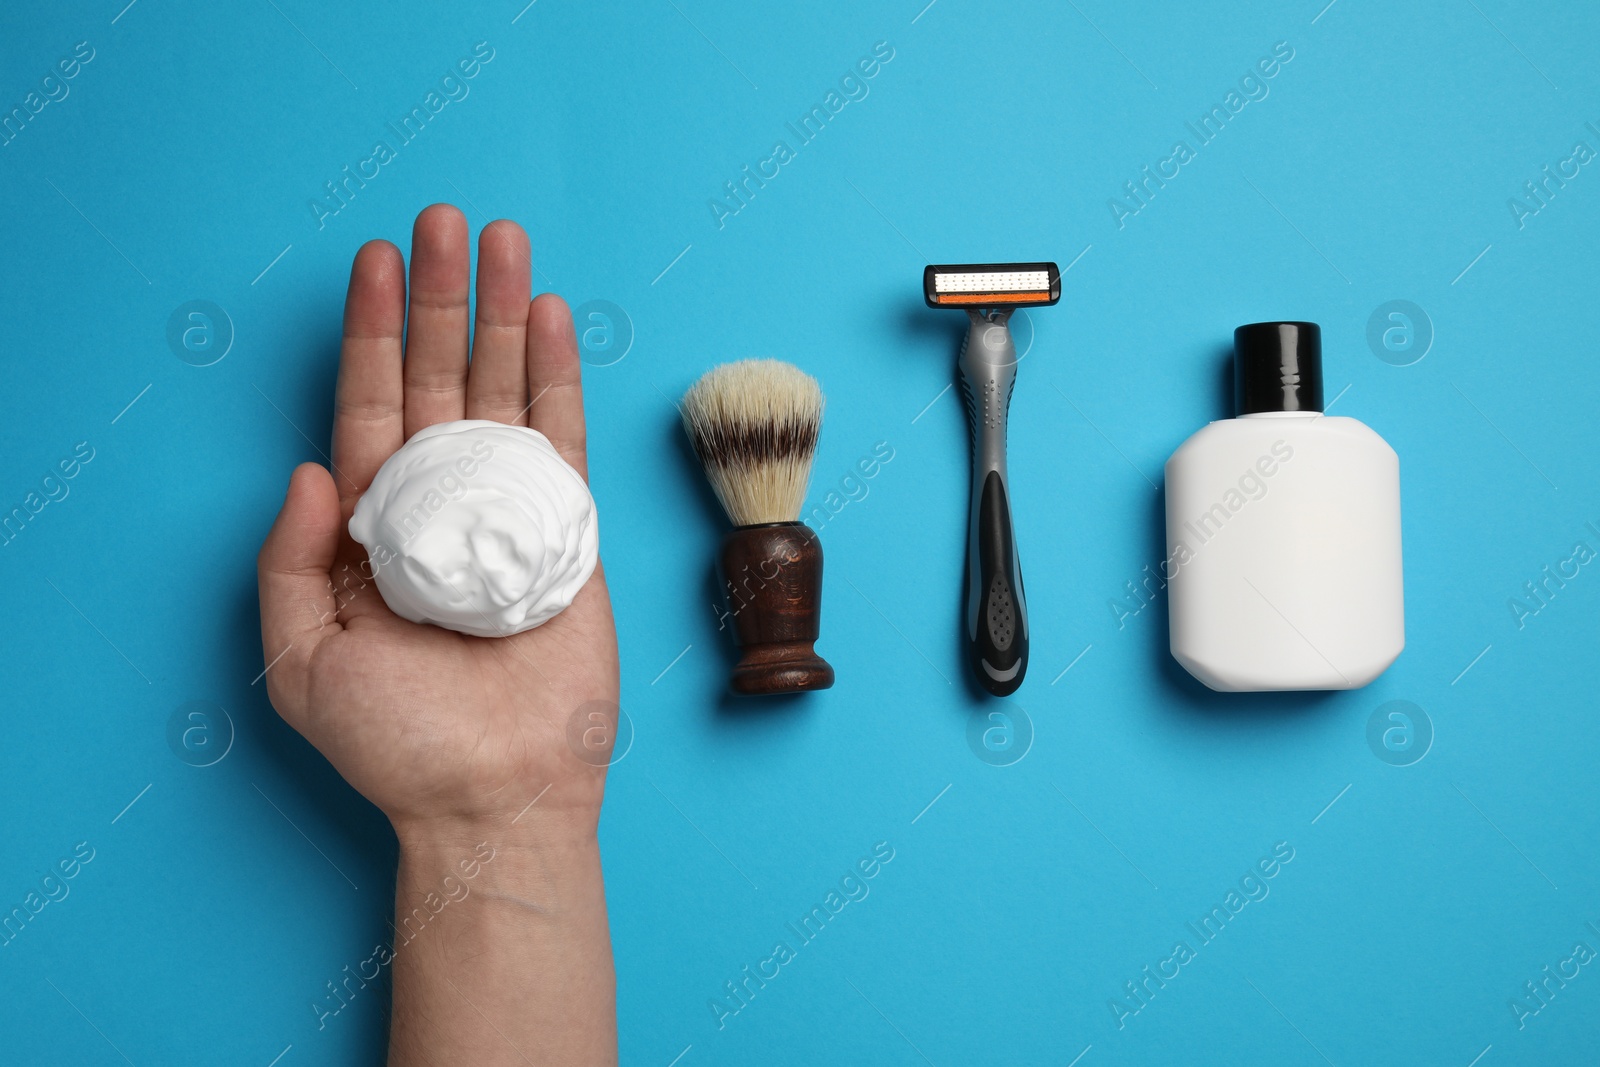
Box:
717, 522, 834, 695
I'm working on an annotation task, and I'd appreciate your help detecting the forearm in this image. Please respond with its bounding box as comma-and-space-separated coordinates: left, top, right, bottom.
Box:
387, 813, 617, 1066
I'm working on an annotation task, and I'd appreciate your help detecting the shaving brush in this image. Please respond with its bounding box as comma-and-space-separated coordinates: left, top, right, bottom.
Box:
682, 360, 835, 695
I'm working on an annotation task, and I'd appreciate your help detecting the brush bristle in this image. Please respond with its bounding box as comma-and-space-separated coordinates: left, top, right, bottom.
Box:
681, 359, 824, 526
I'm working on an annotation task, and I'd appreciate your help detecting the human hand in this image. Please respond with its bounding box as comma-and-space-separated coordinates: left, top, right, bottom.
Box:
256, 204, 619, 843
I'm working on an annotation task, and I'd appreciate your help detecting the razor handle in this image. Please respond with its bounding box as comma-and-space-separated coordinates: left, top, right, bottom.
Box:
958, 310, 1027, 696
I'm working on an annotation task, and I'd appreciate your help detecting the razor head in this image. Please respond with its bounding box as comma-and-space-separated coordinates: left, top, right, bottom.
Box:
924, 262, 1061, 309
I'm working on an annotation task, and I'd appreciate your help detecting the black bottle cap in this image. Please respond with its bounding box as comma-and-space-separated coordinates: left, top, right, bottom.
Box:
1234, 321, 1323, 415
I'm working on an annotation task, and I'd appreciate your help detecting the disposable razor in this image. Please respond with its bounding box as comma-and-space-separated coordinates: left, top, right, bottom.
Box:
924, 262, 1061, 697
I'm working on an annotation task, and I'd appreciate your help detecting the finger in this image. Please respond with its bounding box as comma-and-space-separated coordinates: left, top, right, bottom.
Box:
332, 240, 406, 509
258, 463, 344, 695
465, 220, 532, 424
403, 204, 471, 437
526, 293, 589, 479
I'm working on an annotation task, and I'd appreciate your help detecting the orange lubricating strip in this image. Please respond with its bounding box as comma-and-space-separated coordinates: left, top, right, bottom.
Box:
935, 291, 1050, 304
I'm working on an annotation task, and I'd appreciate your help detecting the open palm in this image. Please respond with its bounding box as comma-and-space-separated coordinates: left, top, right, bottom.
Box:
257, 205, 618, 832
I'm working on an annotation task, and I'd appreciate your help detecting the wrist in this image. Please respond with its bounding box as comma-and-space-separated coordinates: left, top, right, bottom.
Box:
392, 803, 599, 860
393, 815, 604, 937
385, 761, 607, 850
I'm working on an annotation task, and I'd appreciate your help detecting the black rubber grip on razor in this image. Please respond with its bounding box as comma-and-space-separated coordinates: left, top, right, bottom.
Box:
970, 470, 1026, 696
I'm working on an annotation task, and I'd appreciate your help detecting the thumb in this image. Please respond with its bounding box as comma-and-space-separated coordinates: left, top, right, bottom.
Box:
257, 463, 343, 686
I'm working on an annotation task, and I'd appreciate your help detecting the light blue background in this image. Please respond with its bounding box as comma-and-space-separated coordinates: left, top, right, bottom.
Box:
2, 0, 1597, 1063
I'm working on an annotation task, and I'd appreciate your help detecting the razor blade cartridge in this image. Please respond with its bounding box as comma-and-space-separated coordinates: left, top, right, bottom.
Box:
923, 263, 1061, 309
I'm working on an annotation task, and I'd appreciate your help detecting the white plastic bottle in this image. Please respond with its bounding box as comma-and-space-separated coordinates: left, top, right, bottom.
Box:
1164, 322, 1403, 692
